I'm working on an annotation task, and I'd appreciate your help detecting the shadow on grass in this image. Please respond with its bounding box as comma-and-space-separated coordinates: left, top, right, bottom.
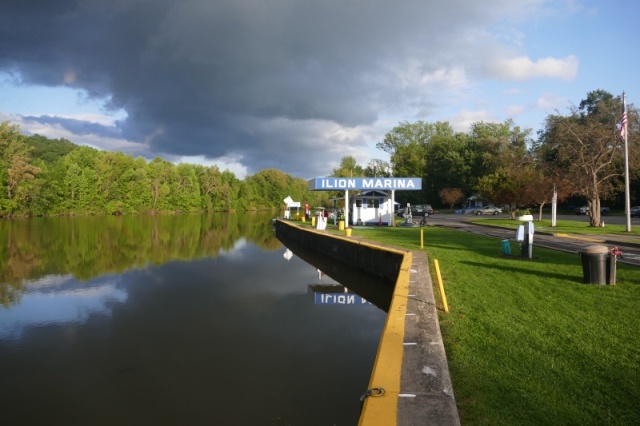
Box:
458, 259, 583, 284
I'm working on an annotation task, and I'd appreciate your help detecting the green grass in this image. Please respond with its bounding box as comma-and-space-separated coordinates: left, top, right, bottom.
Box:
356, 226, 640, 425
472, 218, 640, 236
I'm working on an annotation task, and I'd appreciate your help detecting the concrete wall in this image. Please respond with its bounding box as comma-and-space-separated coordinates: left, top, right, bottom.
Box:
274, 219, 405, 284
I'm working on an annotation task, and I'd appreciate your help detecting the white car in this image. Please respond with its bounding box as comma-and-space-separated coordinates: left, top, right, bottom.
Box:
474, 206, 502, 215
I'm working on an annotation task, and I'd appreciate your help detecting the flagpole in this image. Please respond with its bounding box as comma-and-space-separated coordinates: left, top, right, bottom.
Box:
623, 92, 631, 232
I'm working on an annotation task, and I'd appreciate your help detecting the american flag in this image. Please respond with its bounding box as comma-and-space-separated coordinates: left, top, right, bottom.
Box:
620, 92, 628, 140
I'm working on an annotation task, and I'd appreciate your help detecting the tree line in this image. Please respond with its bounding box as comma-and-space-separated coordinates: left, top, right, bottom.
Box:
1, 89, 636, 226
0, 122, 330, 217
336, 90, 638, 227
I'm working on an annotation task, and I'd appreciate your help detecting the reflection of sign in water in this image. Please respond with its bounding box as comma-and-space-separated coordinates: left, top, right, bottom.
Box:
309, 284, 371, 305
283, 249, 293, 261
314, 293, 371, 305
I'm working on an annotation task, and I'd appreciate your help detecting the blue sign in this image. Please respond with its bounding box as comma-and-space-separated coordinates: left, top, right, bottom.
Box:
307, 177, 422, 191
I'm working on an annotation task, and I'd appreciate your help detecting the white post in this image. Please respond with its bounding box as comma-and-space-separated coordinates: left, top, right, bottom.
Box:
623, 92, 631, 232
551, 183, 557, 227
345, 190, 349, 228
390, 190, 395, 227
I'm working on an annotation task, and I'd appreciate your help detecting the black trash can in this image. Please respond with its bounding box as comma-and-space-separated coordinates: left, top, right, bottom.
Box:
579, 244, 609, 285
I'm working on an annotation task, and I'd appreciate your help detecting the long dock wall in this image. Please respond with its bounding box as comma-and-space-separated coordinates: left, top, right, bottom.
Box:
274, 219, 405, 284
274, 219, 460, 426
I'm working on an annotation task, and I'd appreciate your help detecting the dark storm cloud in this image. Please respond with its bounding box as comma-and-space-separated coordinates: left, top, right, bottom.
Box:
0, 0, 518, 176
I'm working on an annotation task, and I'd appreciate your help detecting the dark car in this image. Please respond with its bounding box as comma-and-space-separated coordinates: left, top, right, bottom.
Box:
631, 206, 640, 217
410, 204, 434, 217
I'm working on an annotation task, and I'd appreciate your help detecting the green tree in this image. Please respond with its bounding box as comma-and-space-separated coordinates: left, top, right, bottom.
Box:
0, 122, 43, 215
422, 125, 475, 203
196, 165, 223, 211
173, 163, 201, 212
376, 121, 429, 178
25, 134, 76, 164
363, 159, 391, 177
468, 120, 530, 178
147, 157, 173, 213
536, 90, 639, 226
331, 155, 364, 178
219, 170, 241, 211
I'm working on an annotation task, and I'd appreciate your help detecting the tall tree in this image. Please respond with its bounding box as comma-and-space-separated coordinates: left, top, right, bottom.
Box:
363, 159, 391, 177
0, 122, 42, 216
147, 157, 173, 214
196, 165, 222, 210
439, 188, 465, 210
331, 155, 364, 178
536, 90, 639, 226
376, 121, 429, 179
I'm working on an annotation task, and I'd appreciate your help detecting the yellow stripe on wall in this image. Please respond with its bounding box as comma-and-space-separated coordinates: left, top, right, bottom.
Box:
358, 252, 412, 425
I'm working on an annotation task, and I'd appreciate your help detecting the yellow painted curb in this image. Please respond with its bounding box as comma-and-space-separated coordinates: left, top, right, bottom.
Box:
555, 233, 604, 242
358, 252, 412, 425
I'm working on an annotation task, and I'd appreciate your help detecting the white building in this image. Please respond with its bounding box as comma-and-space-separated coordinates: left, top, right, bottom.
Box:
349, 190, 394, 226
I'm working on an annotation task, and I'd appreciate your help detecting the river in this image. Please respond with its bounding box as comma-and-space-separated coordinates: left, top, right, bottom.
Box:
0, 213, 390, 425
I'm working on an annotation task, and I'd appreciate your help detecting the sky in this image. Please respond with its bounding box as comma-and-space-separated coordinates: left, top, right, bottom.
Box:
0, 0, 637, 180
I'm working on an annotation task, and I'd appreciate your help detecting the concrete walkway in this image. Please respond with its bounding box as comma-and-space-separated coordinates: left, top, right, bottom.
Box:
396, 249, 460, 425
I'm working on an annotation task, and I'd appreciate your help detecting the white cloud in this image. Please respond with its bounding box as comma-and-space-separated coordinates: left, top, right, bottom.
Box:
535, 92, 568, 111
177, 154, 249, 180
506, 104, 525, 116
393, 63, 470, 91
487, 55, 579, 81
9, 113, 149, 154
449, 109, 495, 132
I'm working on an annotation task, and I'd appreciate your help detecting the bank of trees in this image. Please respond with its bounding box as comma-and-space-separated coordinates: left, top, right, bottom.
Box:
374, 90, 638, 226
2, 90, 636, 225
0, 121, 328, 217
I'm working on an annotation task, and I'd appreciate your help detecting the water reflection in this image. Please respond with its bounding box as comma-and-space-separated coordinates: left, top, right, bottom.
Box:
0, 212, 278, 308
0, 215, 389, 425
277, 233, 394, 312
0, 274, 127, 339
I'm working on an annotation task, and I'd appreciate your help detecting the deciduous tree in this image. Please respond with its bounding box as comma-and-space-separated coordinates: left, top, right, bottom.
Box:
536, 90, 639, 226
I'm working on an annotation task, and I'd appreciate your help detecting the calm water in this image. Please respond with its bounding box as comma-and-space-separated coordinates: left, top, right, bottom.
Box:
0, 213, 390, 425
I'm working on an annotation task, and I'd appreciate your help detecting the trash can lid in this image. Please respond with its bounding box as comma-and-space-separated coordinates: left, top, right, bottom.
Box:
581, 244, 609, 254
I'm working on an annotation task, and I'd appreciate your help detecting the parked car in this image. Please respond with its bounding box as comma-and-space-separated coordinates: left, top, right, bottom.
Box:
575, 205, 589, 215
398, 204, 434, 217
631, 206, 640, 217
474, 206, 502, 215
457, 207, 478, 214
575, 205, 610, 215
411, 204, 434, 217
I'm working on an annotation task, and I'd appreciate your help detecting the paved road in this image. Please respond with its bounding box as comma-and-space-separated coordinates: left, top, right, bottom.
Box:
426, 214, 640, 267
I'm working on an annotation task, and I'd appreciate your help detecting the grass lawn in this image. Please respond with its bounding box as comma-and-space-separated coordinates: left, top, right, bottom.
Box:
355, 226, 640, 425
472, 218, 640, 236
